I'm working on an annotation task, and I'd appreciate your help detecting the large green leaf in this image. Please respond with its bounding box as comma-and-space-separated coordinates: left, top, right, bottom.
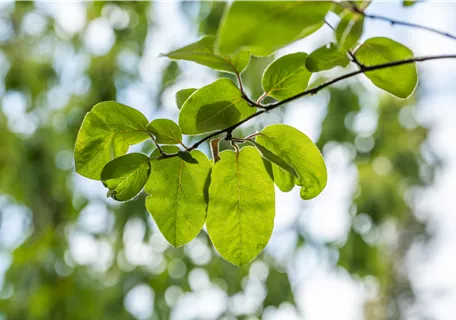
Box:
147, 119, 182, 145
261, 52, 312, 101
162, 36, 250, 74
145, 146, 211, 247
207, 146, 275, 266
255, 124, 327, 199
101, 153, 150, 201
216, 1, 331, 56
74, 101, 149, 180
336, 12, 364, 50
176, 88, 197, 110
355, 37, 418, 98
306, 43, 350, 72
179, 78, 255, 135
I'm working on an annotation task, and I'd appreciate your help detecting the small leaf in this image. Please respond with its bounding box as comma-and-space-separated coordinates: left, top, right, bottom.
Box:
355, 37, 418, 98
162, 36, 250, 74
261, 52, 312, 101
403, 0, 418, 6
306, 43, 350, 72
176, 88, 197, 110
101, 153, 151, 201
145, 146, 211, 247
179, 78, 255, 135
74, 101, 149, 180
216, 1, 331, 56
147, 119, 182, 144
207, 146, 275, 266
255, 124, 327, 200
336, 12, 364, 50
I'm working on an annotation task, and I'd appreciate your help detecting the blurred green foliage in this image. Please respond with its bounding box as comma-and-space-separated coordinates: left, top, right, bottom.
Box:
0, 2, 437, 320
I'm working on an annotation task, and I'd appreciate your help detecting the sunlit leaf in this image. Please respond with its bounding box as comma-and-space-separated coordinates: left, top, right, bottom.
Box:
306, 43, 350, 72
261, 52, 312, 101
355, 37, 418, 98
207, 146, 275, 266
403, 0, 418, 6
74, 101, 149, 180
147, 119, 182, 144
145, 146, 211, 247
179, 78, 255, 135
162, 36, 250, 74
256, 124, 327, 199
336, 12, 364, 50
101, 153, 150, 201
216, 1, 331, 56
176, 88, 197, 109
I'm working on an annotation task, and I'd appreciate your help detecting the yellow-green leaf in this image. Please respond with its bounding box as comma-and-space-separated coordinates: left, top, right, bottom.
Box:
179, 78, 255, 135
336, 12, 364, 50
162, 36, 250, 74
74, 101, 149, 180
261, 52, 312, 101
255, 124, 327, 199
207, 146, 275, 266
306, 43, 350, 72
147, 119, 182, 144
355, 37, 418, 98
216, 1, 331, 56
145, 146, 211, 247
101, 153, 150, 201
176, 88, 197, 110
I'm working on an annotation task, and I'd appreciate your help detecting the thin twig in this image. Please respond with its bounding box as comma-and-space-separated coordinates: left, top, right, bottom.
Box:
337, 2, 456, 41
155, 54, 456, 160
234, 69, 268, 109
264, 54, 456, 110
256, 92, 268, 105
147, 132, 166, 156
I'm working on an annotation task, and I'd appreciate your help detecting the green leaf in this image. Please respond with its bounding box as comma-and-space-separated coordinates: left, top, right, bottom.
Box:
207, 146, 275, 266
261, 52, 312, 101
255, 124, 327, 199
336, 12, 364, 50
403, 0, 418, 6
253, 140, 300, 192
355, 37, 418, 98
162, 36, 250, 74
306, 43, 350, 72
101, 153, 150, 201
349, 1, 371, 11
176, 88, 197, 110
272, 166, 296, 193
74, 101, 149, 180
252, 141, 297, 193
145, 146, 211, 247
216, 1, 331, 56
251, 141, 298, 179
147, 119, 182, 144
179, 78, 255, 135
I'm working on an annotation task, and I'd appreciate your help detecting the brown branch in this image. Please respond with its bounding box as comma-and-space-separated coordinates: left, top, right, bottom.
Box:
338, 2, 456, 41
157, 54, 456, 160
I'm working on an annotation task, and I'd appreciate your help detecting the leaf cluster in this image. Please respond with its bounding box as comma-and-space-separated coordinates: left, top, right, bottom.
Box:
75, 1, 436, 266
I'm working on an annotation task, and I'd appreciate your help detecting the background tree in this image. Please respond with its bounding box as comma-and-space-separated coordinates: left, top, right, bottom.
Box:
0, 1, 454, 319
